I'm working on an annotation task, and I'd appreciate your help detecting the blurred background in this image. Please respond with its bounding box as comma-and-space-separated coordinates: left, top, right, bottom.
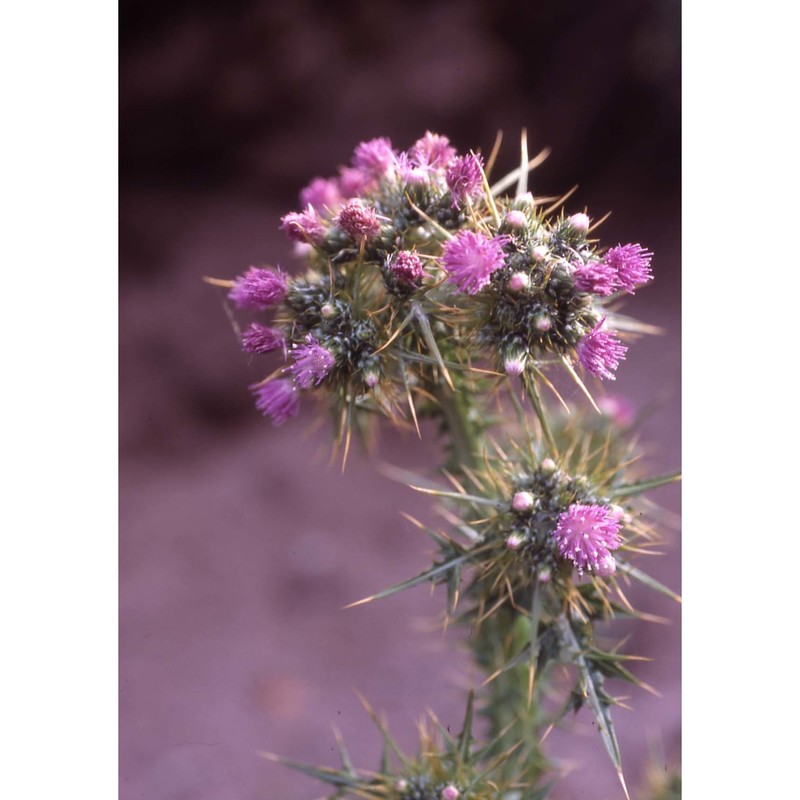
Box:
120, 1, 681, 798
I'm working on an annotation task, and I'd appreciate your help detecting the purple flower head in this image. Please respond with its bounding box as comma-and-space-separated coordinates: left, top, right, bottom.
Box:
577, 319, 627, 380
280, 205, 325, 245
395, 152, 431, 186
598, 395, 635, 427
441, 231, 508, 294
228, 267, 289, 310
299, 177, 342, 213
352, 137, 396, 177
572, 260, 618, 296
338, 166, 374, 198
389, 250, 425, 285
604, 243, 653, 294
286, 335, 335, 389
552, 503, 622, 576
446, 153, 484, 207
241, 323, 286, 355
336, 200, 381, 241
250, 379, 300, 426
409, 131, 456, 169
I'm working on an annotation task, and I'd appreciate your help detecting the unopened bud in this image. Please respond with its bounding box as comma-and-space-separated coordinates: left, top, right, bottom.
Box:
541, 458, 556, 471
395, 779, 409, 792
508, 271, 530, 292
505, 210, 527, 228
514, 192, 535, 209
506, 533, 525, 550
567, 212, 590, 233
364, 369, 380, 388
532, 245, 549, 261
534, 313, 551, 332
441, 785, 460, 800
597, 555, 617, 577
504, 354, 526, 376
512, 491, 534, 512
537, 567, 552, 583
321, 302, 337, 319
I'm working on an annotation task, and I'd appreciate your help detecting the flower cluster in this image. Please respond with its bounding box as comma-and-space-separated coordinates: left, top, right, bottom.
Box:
214, 133, 655, 431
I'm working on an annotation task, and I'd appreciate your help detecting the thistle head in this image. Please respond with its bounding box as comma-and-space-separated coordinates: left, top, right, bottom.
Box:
577, 319, 627, 380
441, 231, 508, 294
228, 267, 288, 310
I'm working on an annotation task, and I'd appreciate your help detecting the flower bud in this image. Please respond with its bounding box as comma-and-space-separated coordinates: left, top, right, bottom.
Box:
512, 491, 534, 512
441, 785, 460, 800
532, 245, 549, 261
506, 533, 525, 550
504, 354, 526, 376
534, 313, 551, 332
597, 555, 617, 577
364, 368, 380, 388
514, 192, 535, 209
320, 302, 337, 319
508, 271, 530, 292
395, 779, 409, 791
537, 567, 552, 583
541, 458, 557, 471
505, 210, 527, 228
567, 212, 590, 233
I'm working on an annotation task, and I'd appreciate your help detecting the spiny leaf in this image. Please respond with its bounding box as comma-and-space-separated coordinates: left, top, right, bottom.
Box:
556, 616, 630, 800
259, 752, 362, 789
609, 470, 681, 499
616, 561, 681, 603
344, 553, 473, 608
458, 690, 475, 761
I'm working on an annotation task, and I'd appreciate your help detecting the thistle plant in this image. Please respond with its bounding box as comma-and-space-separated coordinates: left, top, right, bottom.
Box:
209, 131, 679, 799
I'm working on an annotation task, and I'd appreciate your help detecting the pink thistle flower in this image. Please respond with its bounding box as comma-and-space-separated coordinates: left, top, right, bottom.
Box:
299, 177, 342, 213
352, 137, 396, 177
389, 250, 425, 285
336, 166, 374, 198
287, 335, 335, 389
395, 152, 431, 185
445, 153, 484, 207
604, 243, 653, 294
250, 378, 300, 426
280, 205, 325, 245
409, 131, 456, 169
598, 395, 635, 427
441, 231, 508, 294
572, 260, 618, 296
552, 503, 622, 576
241, 323, 286, 355
577, 319, 627, 380
228, 267, 289, 310
336, 200, 381, 241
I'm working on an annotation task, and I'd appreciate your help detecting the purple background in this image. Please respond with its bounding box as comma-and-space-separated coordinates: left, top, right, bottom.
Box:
120, 1, 681, 797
